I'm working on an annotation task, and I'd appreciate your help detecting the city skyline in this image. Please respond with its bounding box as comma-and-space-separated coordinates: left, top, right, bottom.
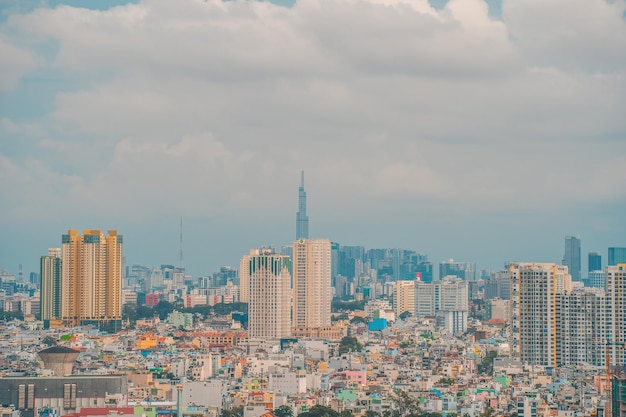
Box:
1, 0, 625, 278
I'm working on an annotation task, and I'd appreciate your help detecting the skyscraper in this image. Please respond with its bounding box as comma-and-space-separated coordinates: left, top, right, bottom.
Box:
563, 236, 581, 282
605, 264, 626, 367
61, 230, 123, 332
439, 259, 476, 281
244, 248, 292, 338
608, 247, 626, 266
296, 171, 309, 240
588, 252, 602, 273
292, 239, 331, 329
40, 248, 61, 329
509, 262, 572, 366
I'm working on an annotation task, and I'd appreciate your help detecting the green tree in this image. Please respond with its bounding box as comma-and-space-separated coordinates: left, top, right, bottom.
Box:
478, 350, 498, 375
154, 301, 174, 320
390, 390, 421, 417
274, 406, 294, 417
299, 405, 340, 417
41, 335, 57, 346
339, 336, 362, 354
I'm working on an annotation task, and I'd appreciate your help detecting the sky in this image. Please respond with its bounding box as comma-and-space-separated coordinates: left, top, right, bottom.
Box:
1, 0, 625, 278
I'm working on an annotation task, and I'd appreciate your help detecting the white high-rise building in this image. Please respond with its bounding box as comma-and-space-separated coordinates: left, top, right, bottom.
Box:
292, 239, 331, 329
414, 276, 469, 334
606, 264, 626, 367
556, 289, 606, 366
509, 262, 572, 366
244, 248, 292, 339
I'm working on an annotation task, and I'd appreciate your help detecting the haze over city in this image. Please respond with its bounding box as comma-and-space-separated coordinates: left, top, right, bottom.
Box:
1, 0, 626, 277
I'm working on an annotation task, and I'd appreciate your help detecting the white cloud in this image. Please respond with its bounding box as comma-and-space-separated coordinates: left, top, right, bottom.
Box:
0, 34, 40, 90
1, 0, 625, 273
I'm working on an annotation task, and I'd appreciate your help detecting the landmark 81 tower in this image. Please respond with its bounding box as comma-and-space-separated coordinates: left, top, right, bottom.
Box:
296, 171, 309, 240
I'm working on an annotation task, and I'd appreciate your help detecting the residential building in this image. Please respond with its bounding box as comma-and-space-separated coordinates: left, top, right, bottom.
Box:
40, 248, 62, 329
292, 239, 331, 329
606, 264, 626, 367
509, 262, 572, 366
394, 280, 415, 317
556, 289, 606, 366
61, 230, 123, 332
245, 248, 292, 338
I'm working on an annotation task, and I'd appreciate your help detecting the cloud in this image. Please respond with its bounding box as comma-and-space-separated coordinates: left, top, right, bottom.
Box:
1, 0, 625, 273
0, 34, 40, 90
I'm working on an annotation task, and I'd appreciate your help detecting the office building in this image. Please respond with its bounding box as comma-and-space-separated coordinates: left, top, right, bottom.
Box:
588, 270, 606, 288
563, 236, 582, 282
608, 248, 626, 266
61, 230, 123, 332
292, 239, 331, 329
296, 171, 309, 240
606, 264, 626, 367
439, 259, 476, 281
40, 248, 62, 329
509, 262, 572, 366
589, 252, 602, 273
414, 276, 469, 334
245, 248, 292, 338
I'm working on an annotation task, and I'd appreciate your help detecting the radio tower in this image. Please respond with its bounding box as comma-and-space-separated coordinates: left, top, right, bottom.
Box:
179, 217, 184, 271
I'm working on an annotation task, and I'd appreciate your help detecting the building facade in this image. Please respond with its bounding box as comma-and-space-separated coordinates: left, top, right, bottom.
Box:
609, 248, 626, 266
61, 230, 123, 332
563, 236, 582, 282
296, 171, 309, 240
245, 249, 292, 338
509, 262, 572, 366
292, 239, 331, 329
40, 248, 62, 329
439, 259, 476, 281
606, 264, 626, 367
394, 280, 415, 317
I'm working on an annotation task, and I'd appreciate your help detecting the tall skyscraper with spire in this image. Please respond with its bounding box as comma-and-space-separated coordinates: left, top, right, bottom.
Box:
296, 171, 309, 240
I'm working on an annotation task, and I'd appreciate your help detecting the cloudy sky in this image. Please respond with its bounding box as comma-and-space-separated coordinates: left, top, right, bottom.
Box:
1, 0, 625, 278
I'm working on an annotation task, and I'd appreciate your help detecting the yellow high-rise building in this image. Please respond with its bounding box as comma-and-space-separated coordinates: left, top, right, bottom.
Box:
61, 230, 123, 332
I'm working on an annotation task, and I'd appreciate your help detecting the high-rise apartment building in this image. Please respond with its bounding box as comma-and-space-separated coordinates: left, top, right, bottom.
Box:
608, 248, 626, 266
563, 236, 581, 282
296, 171, 309, 240
439, 259, 476, 281
244, 248, 292, 338
605, 264, 626, 367
556, 289, 606, 366
61, 230, 123, 332
40, 248, 62, 329
394, 280, 415, 317
589, 252, 602, 273
292, 239, 331, 329
509, 262, 572, 366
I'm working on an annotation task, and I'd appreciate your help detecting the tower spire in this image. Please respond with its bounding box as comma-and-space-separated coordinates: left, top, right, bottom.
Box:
296, 171, 309, 240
